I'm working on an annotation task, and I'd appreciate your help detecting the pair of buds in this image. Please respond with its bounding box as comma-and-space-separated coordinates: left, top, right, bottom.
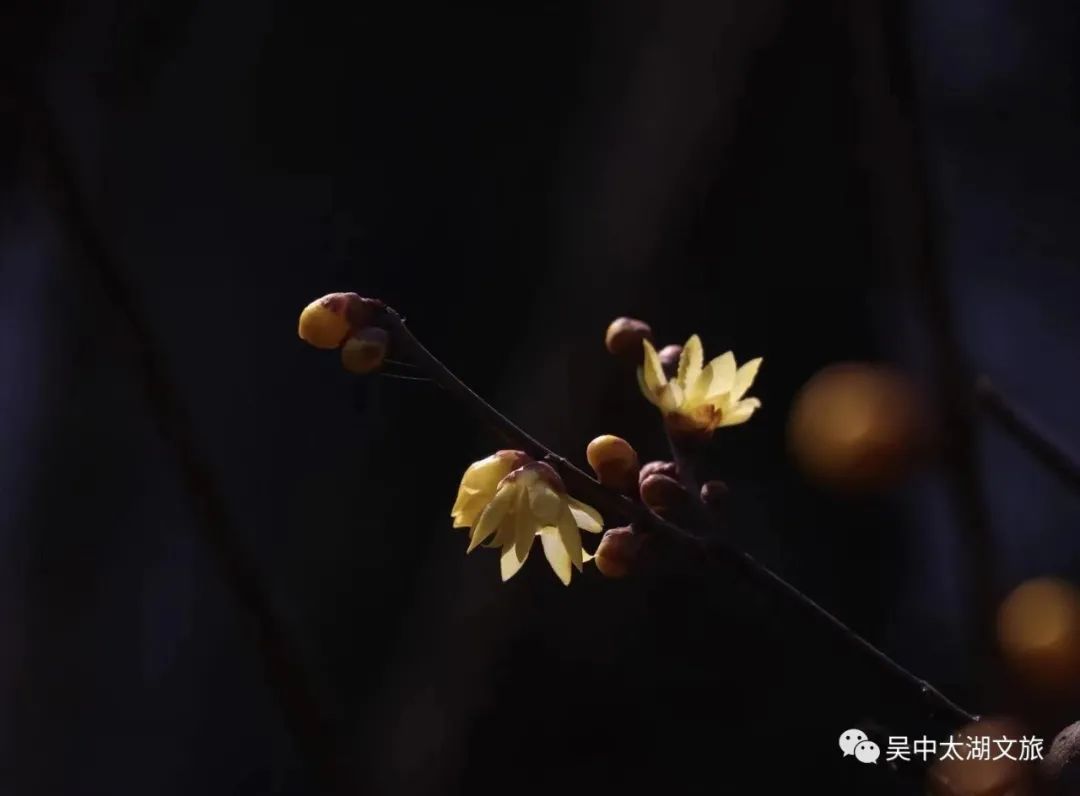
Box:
297, 292, 390, 374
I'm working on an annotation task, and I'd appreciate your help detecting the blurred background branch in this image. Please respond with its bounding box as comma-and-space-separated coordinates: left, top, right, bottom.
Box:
844, 0, 997, 696
5, 75, 342, 793
976, 377, 1080, 496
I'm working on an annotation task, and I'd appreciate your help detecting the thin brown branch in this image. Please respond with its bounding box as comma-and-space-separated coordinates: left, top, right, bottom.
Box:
976, 377, 1080, 494
375, 303, 978, 730
9, 80, 341, 791
664, 431, 722, 535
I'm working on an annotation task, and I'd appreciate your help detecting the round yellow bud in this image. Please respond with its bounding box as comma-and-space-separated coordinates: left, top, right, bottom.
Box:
604, 317, 652, 362
927, 717, 1033, 796
997, 577, 1080, 696
595, 526, 642, 579
341, 327, 390, 374
586, 435, 639, 492
298, 293, 355, 349
787, 362, 930, 493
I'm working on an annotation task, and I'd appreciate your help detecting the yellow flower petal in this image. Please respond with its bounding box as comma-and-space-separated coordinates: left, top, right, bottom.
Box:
500, 542, 528, 581
719, 397, 761, 427
686, 361, 714, 405
452, 491, 492, 529
731, 357, 763, 401
514, 490, 537, 564
658, 381, 684, 413
636, 367, 660, 407
557, 504, 585, 572
641, 339, 667, 397
451, 453, 520, 528
467, 484, 514, 552
490, 505, 516, 549
703, 351, 736, 399
677, 334, 703, 389
528, 480, 563, 525
567, 497, 603, 533
450, 485, 479, 517
540, 528, 572, 585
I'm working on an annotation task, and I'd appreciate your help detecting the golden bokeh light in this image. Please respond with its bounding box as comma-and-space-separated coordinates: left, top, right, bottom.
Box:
787, 362, 930, 493
927, 717, 1034, 796
997, 577, 1080, 696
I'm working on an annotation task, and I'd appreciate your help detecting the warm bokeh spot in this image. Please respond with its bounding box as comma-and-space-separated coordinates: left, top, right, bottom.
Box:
997, 577, 1080, 696
787, 361, 930, 493
927, 717, 1034, 796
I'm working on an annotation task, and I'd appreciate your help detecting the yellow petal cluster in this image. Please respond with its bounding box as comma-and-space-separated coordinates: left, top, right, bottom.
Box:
450, 454, 603, 585
637, 334, 762, 433
451, 450, 529, 529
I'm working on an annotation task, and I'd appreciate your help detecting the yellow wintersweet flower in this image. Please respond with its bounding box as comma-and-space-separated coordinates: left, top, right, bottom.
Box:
637, 334, 762, 434
452, 457, 603, 585
451, 450, 531, 529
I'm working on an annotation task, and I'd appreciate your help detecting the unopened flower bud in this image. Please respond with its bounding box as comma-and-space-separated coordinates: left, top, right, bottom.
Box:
594, 526, 643, 578
639, 473, 688, 515
604, 317, 652, 362
344, 295, 384, 328
586, 435, 639, 492
700, 480, 729, 508
298, 292, 385, 350
658, 344, 683, 378
341, 327, 390, 374
1042, 720, 1080, 794
298, 292, 357, 349
638, 460, 678, 484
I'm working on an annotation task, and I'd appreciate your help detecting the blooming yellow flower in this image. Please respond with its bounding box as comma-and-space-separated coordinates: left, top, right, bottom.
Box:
451, 456, 603, 585
637, 334, 762, 434
451, 450, 531, 529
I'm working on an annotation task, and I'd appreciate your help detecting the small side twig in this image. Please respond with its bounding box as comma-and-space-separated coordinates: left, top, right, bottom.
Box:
376, 303, 977, 729
976, 376, 1080, 494
664, 432, 720, 534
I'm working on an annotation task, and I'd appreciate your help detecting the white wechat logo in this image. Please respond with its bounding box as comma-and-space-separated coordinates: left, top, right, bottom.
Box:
854, 740, 880, 764
839, 729, 868, 757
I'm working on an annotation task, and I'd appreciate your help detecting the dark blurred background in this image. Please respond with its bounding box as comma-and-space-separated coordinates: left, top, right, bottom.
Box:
2, 1, 1080, 794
